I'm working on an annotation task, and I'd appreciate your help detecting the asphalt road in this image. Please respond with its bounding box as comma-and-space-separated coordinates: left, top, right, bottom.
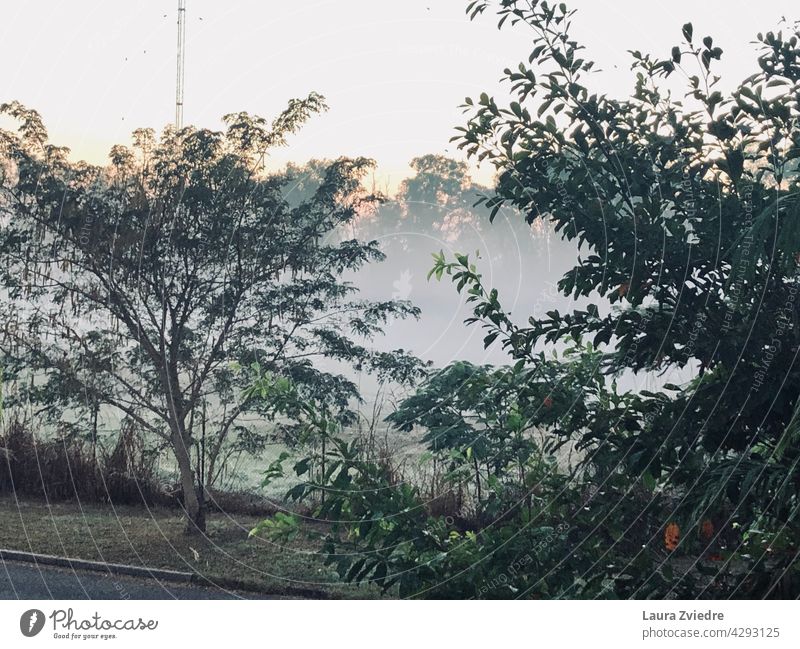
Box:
0, 561, 269, 599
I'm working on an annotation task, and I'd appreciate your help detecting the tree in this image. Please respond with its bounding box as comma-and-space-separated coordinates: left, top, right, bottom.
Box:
450, 1, 800, 591
457, 1, 800, 394
0, 95, 423, 533
247, 2, 800, 598
400, 155, 471, 206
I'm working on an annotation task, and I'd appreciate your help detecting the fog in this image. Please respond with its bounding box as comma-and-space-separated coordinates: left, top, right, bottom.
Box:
351, 209, 574, 380
338, 199, 695, 406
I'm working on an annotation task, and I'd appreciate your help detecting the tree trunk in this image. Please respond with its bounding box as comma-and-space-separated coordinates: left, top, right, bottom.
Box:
320, 435, 326, 506
172, 431, 205, 535
90, 404, 98, 469
473, 455, 482, 503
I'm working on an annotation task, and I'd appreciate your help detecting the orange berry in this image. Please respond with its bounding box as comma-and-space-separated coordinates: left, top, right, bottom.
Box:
664, 522, 680, 551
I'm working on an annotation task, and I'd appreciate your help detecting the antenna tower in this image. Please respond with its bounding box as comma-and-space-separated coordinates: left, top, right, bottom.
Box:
175, 0, 186, 128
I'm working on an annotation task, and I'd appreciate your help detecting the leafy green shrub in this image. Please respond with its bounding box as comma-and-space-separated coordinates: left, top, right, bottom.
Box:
250, 1, 800, 598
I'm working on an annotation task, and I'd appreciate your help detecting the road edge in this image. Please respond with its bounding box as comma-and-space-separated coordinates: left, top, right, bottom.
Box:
0, 548, 193, 583
0, 547, 334, 598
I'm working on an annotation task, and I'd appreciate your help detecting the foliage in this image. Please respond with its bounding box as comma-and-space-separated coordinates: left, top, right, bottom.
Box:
455, 1, 800, 460
0, 95, 423, 531
449, 0, 800, 596
257, 394, 682, 598
251, 2, 800, 598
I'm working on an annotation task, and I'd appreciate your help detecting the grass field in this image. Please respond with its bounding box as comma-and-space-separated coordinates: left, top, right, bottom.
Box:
0, 496, 375, 598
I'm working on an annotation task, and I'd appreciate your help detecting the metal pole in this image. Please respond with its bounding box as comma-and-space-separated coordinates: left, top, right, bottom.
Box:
175, 0, 186, 128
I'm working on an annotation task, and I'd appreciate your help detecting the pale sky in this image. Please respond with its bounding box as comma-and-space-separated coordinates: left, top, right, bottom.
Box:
1, 0, 796, 189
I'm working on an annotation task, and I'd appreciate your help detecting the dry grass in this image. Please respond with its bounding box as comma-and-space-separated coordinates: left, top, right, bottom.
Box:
0, 496, 376, 598
0, 420, 167, 506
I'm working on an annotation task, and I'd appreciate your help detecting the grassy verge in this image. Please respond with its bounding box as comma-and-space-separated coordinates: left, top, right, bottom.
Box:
0, 496, 375, 599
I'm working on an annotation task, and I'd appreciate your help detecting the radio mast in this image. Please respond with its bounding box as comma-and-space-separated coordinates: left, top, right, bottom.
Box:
175, 0, 186, 128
